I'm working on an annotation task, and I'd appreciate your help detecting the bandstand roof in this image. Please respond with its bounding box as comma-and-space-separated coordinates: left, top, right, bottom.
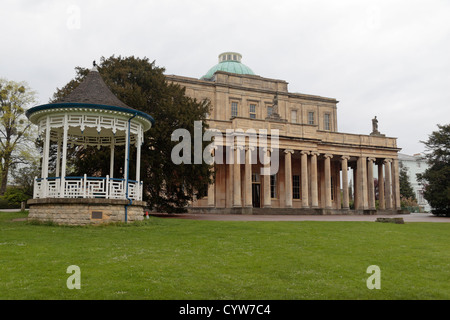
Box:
26, 66, 155, 129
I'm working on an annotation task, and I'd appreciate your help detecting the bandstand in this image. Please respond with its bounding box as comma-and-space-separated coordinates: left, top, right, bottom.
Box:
26, 65, 154, 225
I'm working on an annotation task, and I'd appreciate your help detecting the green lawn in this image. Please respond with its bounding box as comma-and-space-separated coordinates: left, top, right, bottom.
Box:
0, 211, 449, 300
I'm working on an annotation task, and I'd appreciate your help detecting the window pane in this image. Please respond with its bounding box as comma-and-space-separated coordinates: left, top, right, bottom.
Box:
270, 174, 277, 198
308, 112, 314, 125
231, 102, 238, 117
267, 106, 273, 117
293, 175, 300, 199
324, 113, 330, 130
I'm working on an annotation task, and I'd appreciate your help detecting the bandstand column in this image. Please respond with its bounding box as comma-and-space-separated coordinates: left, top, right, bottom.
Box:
110, 144, 114, 178
324, 154, 333, 209
341, 156, 350, 209
136, 129, 142, 183
310, 152, 319, 208
367, 158, 376, 210
41, 116, 51, 197
55, 134, 61, 178
124, 123, 130, 181
60, 114, 69, 197
301, 151, 309, 208
284, 149, 294, 208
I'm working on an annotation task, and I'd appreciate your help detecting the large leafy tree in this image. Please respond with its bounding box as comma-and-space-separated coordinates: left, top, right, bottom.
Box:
417, 124, 450, 216
52, 56, 212, 212
0, 79, 37, 195
399, 166, 416, 200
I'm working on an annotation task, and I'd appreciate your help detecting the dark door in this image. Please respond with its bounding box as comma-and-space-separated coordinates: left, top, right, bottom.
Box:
252, 184, 261, 208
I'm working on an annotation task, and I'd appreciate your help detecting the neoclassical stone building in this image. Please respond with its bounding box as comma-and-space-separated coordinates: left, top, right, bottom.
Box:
166, 52, 402, 214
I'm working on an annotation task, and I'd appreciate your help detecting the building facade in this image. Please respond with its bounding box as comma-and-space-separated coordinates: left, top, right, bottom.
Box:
167, 52, 402, 214
398, 153, 431, 212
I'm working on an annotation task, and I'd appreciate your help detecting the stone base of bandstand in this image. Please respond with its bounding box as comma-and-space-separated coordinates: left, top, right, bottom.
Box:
27, 198, 147, 225
187, 207, 409, 216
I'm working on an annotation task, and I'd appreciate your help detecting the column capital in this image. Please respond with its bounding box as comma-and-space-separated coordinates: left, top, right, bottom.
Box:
323, 154, 333, 159
310, 151, 320, 157
262, 147, 273, 153
383, 158, 392, 164
341, 155, 350, 161
284, 149, 294, 154
245, 146, 255, 151
300, 150, 310, 155
367, 157, 376, 162
233, 145, 244, 151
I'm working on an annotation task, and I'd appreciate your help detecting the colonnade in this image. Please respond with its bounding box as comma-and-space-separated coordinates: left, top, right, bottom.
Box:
207, 147, 401, 211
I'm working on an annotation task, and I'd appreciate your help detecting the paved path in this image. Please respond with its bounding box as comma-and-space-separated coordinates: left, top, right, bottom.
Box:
151, 212, 450, 223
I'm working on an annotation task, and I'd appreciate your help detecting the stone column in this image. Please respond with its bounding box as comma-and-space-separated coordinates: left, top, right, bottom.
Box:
301, 151, 309, 208
356, 156, 368, 210
378, 161, 385, 210
367, 158, 376, 210
233, 146, 243, 207
244, 147, 254, 208
263, 148, 272, 208
392, 158, 401, 210
324, 154, 333, 209
310, 152, 319, 208
226, 146, 234, 208
334, 162, 341, 209
284, 149, 294, 207
207, 163, 215, 207
384, 159, 392, 209
341, 156, 350, 209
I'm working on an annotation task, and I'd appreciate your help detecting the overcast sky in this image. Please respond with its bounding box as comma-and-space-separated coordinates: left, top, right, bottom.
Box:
1, 0, 449, 155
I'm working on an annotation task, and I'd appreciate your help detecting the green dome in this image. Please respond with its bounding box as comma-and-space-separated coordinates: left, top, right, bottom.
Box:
201, 52, 255, 80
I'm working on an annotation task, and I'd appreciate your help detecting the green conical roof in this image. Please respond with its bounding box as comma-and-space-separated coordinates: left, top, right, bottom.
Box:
201, 52, 255, 80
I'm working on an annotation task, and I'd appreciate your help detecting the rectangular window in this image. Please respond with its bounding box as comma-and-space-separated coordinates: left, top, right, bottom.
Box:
291, 110, 297, 123
324, 113, 331, 130
308, 112, 315, 125
249, 104, 256, 119
270, 174, 277, 198
267, 106, 273, 117
231, 102, 238, 118
293, 175, 300, 199
331, 176, 334, 200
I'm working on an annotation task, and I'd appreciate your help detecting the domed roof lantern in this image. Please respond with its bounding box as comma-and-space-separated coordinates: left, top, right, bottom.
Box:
201, 52, 255, 80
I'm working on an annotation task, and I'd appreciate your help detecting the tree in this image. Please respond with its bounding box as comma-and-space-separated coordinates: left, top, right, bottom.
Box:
0, 79, 37, 195
399, 165, 416, 200
52, 56, 212, 212
417, 124, 450, 216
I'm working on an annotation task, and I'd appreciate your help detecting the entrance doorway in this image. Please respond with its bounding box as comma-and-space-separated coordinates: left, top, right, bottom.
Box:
252, 173, 261, 208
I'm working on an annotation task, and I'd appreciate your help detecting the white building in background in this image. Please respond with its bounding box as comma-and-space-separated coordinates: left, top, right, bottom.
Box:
398, 153, 431, 212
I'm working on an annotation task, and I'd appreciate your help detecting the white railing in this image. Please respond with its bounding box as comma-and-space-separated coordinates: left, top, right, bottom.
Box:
33, 175, 143, 201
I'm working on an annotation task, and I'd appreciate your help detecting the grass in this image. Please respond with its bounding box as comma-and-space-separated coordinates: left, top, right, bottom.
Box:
0, 211, 449, 300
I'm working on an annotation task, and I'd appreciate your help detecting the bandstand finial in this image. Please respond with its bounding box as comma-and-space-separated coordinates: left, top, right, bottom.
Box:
91, 60, 98, 72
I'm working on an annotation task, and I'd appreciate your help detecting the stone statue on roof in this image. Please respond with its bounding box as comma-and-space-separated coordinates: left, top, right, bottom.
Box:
370, 116, 385, 136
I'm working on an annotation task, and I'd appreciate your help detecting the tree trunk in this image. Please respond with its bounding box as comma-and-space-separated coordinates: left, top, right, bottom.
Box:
0, 157, 10, 195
